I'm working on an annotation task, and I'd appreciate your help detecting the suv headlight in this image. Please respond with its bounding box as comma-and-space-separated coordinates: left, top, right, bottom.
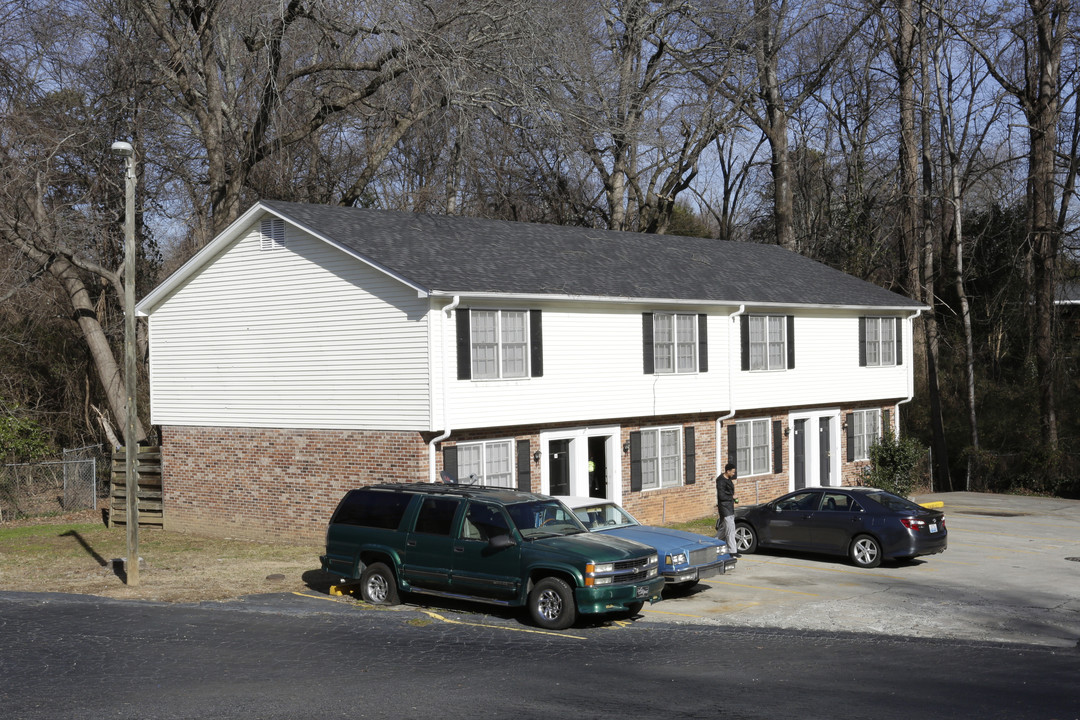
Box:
585, 562, 615, 586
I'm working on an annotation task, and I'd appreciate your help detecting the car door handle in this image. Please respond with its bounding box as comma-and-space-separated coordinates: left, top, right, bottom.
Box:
406, 540, 416, 547
453, 546, 464, 553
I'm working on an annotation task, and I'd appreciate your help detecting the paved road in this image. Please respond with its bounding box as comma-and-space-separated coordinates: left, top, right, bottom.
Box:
645, 491, 1080, 648
1, 590, 1078, 720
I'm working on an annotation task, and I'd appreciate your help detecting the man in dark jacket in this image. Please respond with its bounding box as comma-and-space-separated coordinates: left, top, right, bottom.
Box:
715, 463, 740, 557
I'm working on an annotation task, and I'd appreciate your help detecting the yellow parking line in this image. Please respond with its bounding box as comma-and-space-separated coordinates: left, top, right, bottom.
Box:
291, 591, 584, 639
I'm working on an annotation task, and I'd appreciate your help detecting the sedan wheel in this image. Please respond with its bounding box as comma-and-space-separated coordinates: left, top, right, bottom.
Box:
734, 523, 758, 554
849, 535, 882, 569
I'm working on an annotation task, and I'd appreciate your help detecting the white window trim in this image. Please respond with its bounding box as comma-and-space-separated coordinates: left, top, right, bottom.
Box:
863, 317, 897, 367
851, 409, 882, 461
748, 315, 787, 372
456, 438, 516, 488
639, 425, 683, 491
471, 309, 530, 380
734, 417, 772, 477
653, 312, 698, 374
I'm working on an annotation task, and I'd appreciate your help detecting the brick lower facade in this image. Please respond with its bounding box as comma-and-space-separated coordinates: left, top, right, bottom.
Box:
161, 401, 892, 542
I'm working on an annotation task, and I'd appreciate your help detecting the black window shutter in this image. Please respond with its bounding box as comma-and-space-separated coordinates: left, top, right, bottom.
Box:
698, 314, 708, 373
882, 409, 891, 438
642, 313, 654, 374
740, 314, 750, 371
858, 318, 867, 367
895, 317, 903, 365
443, 445, 459, 482
629, 432, 643, 491
456, 309, 471, 380
773, 420, 783, 474
786, 315, 795, 369
516, 439, 531, 491
530, 309, 543, 377
684, 427, 696, 485
727, 423, 738, 468
846, 413, 855, 462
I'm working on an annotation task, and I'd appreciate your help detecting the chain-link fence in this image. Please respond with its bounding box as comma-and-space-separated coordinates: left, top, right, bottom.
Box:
0, 445, 108, 523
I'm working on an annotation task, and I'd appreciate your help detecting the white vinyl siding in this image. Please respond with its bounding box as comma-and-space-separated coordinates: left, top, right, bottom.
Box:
457, 439, 514, 487
147, 221, 429, 429
736, 419, 771, 476
640, 426, 682, 490
852, 409, 881, 460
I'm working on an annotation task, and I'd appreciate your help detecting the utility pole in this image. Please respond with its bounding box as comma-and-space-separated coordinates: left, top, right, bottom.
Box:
111, 140, 139, 586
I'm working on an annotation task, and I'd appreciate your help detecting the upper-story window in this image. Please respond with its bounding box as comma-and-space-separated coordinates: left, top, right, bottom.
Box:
654, 312, 698, 373
740, 315, 794, 372
860, 317, 900, 367
472, 310, 528, 379
642, 313, 708, 375
456, 308, 543, 381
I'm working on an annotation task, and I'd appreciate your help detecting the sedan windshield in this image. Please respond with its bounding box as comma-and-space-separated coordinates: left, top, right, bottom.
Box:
864, 491, 926, 513
506, 500, 588, 539
570, 502, 639, 530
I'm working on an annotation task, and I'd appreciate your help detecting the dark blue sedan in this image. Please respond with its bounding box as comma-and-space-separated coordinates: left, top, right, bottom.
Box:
558, 496, 736, 589
733, 487, 947, 568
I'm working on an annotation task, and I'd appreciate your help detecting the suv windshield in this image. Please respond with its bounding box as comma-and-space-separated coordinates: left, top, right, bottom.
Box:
506, 500, 587, 539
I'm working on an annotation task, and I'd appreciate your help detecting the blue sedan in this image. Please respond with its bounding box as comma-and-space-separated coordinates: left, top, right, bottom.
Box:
557, 496, 736, 590
733, 486, 947, 568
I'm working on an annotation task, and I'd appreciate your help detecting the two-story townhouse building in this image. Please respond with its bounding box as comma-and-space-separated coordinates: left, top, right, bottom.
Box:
135, 200, 924, 542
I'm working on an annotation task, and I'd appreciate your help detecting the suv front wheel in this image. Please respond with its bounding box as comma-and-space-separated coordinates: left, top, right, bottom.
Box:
528, 577, 577, 630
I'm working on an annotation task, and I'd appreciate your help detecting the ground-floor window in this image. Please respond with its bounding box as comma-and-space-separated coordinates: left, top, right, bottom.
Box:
734, 418, 771, 476
457, 439, 514, 487
640, 426, 682, 490
850, 409, 881, 461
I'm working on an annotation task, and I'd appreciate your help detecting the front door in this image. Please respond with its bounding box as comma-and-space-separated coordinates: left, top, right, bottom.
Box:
793, 419, 807, 490
819, 418, 832, 487
548, 439, 571, 496
588, 436, 608, 498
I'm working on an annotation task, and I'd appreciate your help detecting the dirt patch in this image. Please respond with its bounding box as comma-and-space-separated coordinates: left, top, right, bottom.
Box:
0, 511, 330, 603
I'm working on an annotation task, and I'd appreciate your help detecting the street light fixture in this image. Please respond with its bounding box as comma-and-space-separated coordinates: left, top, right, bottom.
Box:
110, 140, 139, 586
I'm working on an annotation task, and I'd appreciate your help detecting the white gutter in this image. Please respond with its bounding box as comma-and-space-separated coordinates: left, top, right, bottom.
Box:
894, 308, 924, 435
718, 305, 746, 426
429, 295, 460, 482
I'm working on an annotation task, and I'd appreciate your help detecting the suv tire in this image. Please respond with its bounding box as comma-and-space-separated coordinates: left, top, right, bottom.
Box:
360, 562, 400, 605
528, 577, 576, 630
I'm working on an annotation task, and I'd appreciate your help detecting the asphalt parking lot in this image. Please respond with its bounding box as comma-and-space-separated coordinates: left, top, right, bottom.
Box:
640, 491, 1080, 649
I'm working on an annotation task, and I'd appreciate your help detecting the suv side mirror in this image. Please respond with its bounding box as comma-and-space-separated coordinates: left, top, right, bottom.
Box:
488, 534, 515, 550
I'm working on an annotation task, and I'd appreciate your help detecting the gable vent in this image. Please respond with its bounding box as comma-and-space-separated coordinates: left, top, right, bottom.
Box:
260, 217, 286, 251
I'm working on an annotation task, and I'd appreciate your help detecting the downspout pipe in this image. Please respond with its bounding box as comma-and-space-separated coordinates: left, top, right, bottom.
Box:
717, 305, 746, 476
894, 308, 924, 435
718, 305, 746, 425
429, 295, 460, 482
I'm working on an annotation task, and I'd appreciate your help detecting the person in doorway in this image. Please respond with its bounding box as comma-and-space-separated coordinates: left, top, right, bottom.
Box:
715, 463, 740, 557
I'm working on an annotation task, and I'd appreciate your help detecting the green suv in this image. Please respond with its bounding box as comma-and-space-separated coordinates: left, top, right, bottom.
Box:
321, 483, 664, 629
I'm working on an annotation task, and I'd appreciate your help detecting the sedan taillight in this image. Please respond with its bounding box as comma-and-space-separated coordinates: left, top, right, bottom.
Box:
900, 517, 927, 531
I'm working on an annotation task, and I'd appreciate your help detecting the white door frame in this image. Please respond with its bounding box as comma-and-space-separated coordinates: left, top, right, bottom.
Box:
787, 408, 841, 490
538, 425, 622, 502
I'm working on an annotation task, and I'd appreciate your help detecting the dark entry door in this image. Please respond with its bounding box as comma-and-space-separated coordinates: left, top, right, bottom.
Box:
818, 418, 832, 486
548, 439, 571, 496
793, 419, 807, 490
587, 437, 607, 498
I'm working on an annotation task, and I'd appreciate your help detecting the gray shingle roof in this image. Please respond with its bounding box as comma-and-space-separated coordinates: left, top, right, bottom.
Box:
263, 200, 920, 308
